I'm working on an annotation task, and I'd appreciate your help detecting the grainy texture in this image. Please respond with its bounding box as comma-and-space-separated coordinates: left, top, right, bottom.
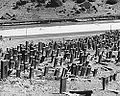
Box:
0, 0, 120, 22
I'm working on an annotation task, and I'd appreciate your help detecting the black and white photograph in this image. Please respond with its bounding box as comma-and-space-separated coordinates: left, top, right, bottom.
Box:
0, 0, 120, 96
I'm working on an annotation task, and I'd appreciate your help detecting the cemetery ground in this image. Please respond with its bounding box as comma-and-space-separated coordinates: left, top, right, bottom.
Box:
0, 31, 120, 96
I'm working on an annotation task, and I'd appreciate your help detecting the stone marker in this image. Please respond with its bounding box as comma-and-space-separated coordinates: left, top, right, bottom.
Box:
60, 77, 67, 94
29, 67, 34, 79
85, 65, 91, 76
1, 60, 9, 79
80, 66, 86, 76
93, 69, 98, 77
102, 77, 106, 90
16, 69, 21, 78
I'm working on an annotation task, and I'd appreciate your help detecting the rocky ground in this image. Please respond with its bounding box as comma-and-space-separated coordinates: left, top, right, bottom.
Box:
0, 0, 120, 22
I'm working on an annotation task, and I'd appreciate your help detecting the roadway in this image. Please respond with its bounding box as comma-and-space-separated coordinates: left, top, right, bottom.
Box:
0, 20, 120, 37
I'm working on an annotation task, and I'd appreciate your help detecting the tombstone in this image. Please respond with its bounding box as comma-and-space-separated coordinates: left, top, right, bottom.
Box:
15, 60, 19, 70
51, 50, 54, 57
30, 50, 34, 56
71, 63, 77, 76
53, 41, 57, 50
113, 73, 117, 81
8, 59, 12, 69
38, 42, 42, 52
20, 63, 24, 71
25, 53, 28, 62
60, 58, 63, 66
54, 68, 60, 76
16, 69, 21, 78
106, 77, 109, 85
60, 78, 67, 94
106, 52, 109, 58
18, 53, 22, 64
75, 51, 78, 58
6, 48, 9, 53
80, 66, 87, 76
20, 44, 23, 52
109, 50, 112, 58
98, 54, 102, 63
41, 46, 45, 54
77, 65, 82, 75
70, 53, 74, 63
21, 49, 26, 62
43, 66, 48, 76
81, 55, 85, 63
61, 68, 67, 78
77, 41, 80, 51
53, 57, 58, 67
29, 67, 34, 79
110, 75, 113, 82
13, 54, 17, 61
1, 60, 9, 79
45, 50, 49, 58
102, 77, 106, 90
56, 48, 60, 57
17, 45, 20, 53
92, 42, 96, 50
40, 56, 45, 63
85, 65, 91, 76
93, 69, 98, 77
45, 67, 55, 77
32, 59, 37, 69
79, 51, 83, 64
54, 68, 61, 80
25, 41, 29, 50
66, 52, 71, 59
117, 51, 120, 62
13, 48, 18, 55
95, 45, 98, 57
51, 55, 54, 63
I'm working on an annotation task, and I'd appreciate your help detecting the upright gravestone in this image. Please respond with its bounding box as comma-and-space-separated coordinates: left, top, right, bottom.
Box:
85, 65, 91, 76
1, 60, 9, 79
60, 58, 63, 66
93, 69, 98, 77
113, 73, 117, 81
38, 42, 42, 52
29, 67, 34, 79
71, 63, 77, 76
16, 69, 21, 78
80, 66, 87, 76
60, 77, 67, 94
102, 77, 106, 90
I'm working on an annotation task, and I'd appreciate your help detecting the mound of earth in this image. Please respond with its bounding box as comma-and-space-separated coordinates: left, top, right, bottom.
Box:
0, 0, 120, 22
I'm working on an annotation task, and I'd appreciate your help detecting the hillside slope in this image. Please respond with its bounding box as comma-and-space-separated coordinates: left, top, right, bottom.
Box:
0, 0, 120, 22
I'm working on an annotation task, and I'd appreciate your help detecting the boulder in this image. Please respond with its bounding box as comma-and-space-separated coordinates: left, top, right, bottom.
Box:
75, 0, 85, 4
45, 0, 63, 7
106, 0, 119, 5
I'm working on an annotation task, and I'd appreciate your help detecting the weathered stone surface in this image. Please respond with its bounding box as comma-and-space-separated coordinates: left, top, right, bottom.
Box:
106, 0, 119, 5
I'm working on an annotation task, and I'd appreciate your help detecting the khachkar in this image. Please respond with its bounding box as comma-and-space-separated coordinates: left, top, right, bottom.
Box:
0, 30, 120, 95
